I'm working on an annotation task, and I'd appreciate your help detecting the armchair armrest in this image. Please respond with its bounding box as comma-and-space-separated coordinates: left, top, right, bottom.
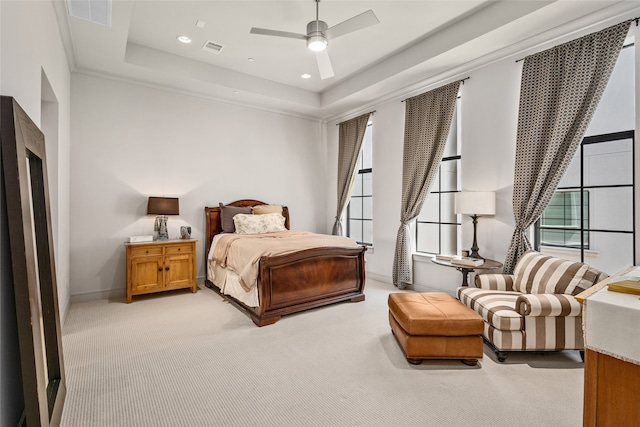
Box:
474, 274, 516, 291
516, 294, 582, 317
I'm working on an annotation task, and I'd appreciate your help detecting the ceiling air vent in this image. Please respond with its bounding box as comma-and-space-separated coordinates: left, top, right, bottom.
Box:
66, 0, 111, 26
202, 41, 224, 54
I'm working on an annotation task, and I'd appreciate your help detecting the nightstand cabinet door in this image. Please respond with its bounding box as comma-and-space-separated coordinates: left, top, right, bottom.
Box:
130, 255, 163, 293
164, 248, 194, 290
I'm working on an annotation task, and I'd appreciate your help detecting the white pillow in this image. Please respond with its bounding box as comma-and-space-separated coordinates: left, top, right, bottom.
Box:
233, 213, 286, 234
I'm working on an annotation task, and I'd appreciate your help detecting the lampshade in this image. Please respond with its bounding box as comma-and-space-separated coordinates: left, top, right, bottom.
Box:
455, 192, 496, 216
147, 197, 179, 215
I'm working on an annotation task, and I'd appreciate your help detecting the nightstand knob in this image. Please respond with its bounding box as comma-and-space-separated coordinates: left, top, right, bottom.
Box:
165, 267, 170, 271
158, 267, 162, 272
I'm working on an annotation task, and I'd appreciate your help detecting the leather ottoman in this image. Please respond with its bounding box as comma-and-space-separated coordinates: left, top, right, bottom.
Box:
388, 292, 484, 365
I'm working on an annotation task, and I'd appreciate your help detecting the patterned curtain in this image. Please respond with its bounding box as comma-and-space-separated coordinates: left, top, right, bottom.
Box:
332, 112, 372, 235
503, 20, 631, 274
393, 81, 461, 288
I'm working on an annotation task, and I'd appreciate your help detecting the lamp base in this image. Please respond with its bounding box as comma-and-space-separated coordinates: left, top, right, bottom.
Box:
154, 215, 169, 240
469, 214, 483, 260
469, 249, 483, 260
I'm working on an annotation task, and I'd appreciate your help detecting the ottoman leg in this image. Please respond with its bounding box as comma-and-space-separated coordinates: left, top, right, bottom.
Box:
461, 359, 478, 366
407, 358, 423, 365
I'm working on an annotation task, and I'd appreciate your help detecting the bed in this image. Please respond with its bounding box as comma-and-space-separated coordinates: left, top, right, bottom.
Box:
204, 199, 366, 326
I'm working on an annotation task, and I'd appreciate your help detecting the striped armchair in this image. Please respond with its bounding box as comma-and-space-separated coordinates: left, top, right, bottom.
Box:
457, 250, 608, 362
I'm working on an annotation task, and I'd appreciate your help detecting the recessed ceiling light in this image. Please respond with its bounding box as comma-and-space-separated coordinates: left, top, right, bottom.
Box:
176, 35, 192, 44
233, 90, 240, 94
301, 74, 312, 79
248, 58, 255, 62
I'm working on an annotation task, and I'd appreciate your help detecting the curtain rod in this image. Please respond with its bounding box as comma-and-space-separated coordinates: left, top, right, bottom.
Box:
336, 110, 376, 125
400, 77, 470, 102
515, 17, 639, 63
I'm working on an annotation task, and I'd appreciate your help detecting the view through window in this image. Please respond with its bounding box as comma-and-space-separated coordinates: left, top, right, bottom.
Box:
539, 190, 589, 249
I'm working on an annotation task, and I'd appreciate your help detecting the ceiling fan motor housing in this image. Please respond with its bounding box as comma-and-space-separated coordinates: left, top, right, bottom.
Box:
307, 20, 328, 51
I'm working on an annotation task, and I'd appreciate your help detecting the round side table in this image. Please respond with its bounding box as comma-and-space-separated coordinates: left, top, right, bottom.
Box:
431, 258, 503, 287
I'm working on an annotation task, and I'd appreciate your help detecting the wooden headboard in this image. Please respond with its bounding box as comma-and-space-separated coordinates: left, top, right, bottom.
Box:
204, 199, 290, 268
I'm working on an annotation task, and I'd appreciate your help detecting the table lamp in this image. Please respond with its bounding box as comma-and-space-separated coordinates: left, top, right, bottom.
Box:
455, 192, 496, 259
147, 197, 179, 240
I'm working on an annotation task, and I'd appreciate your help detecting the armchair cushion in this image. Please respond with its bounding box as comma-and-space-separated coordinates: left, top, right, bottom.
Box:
512, 250, 595, 295
515, 294, 582, 317
457, 288, 523, 331
474, 274, 515, 291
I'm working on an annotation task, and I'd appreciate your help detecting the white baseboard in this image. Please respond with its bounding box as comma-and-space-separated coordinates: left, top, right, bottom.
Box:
61, 301, 71, 327
70, 288, 126, 304
367, 270, 456, 296
366, 271, 392, 285
412, 282, 456, 296
70, 276, 208, 304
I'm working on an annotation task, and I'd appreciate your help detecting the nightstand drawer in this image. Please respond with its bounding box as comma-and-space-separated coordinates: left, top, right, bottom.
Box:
130, 247, 163, 257
165, 244, 193, 255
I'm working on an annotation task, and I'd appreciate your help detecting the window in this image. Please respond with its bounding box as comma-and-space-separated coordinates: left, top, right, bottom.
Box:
346, 122, 373, 246
415, 98, 461, 255
536, 43, 634, 273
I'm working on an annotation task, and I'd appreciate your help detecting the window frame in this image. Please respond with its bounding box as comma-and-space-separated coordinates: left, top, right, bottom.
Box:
415, 96, 462, 255
346, 122, 373, 246
534, 130, 636, 262
414, 155, 461, 255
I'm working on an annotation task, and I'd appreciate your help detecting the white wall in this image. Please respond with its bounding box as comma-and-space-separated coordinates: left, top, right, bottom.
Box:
0, 1, 71, 425
326, 16, 640, 295
1, 0, 71, 314
69, 73, 325, 301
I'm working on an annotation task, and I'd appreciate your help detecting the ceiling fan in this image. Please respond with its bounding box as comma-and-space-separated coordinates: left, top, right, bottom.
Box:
250, 0, 379, 80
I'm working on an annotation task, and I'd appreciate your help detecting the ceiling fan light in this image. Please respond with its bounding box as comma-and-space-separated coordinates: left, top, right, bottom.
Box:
307, 35, 327, 52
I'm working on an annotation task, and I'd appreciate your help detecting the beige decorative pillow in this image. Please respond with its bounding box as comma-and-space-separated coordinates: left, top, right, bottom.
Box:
234, 213, 286, 234
252, 204, 283, 215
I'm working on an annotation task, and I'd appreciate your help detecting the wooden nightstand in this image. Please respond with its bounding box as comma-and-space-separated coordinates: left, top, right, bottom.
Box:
125, 239, 197, 303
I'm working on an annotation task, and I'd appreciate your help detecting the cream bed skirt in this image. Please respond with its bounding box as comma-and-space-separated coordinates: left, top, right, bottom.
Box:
207, 235, 259, 308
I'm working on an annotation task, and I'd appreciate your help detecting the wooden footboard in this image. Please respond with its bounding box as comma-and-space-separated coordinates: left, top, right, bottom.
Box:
204, 202, 366, 326
207, 245, 366, 326
255, 245, 365, 325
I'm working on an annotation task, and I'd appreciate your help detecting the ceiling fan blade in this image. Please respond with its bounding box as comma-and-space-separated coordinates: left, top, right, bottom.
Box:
250, 27, 308, 41
324, 10, 379, 40
315, 50, 334, 80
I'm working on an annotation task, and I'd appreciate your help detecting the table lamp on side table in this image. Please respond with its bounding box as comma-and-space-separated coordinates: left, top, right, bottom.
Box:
147, 196, 179, 240
455, 191, 495, 260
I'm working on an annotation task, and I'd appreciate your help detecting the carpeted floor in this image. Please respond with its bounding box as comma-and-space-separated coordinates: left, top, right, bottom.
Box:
60, 279, 584, 427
